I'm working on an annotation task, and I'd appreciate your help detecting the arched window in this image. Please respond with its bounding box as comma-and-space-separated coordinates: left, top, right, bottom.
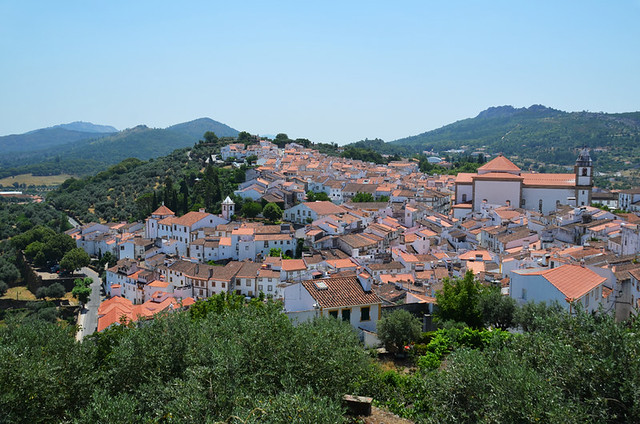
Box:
582, 168, 588, 176
462, 193, 467, 202
539, 199, 543, 212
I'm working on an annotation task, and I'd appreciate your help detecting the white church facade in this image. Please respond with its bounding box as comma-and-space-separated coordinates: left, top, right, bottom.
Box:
453, 150, 593, 216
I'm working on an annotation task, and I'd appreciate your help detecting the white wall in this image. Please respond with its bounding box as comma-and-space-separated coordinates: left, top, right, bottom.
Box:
522, 187, 575, 214
473, 180, 521, 211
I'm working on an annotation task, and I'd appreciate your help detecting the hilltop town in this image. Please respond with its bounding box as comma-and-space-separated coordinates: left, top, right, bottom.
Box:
63, 137, 640, 339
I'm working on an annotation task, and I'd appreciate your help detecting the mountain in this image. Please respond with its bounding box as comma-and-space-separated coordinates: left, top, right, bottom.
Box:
0, 118, 240, 178
350, 105, 640, 174
166, 117, 239, 141
0, 127, 115, 153
52, 121, 118, 133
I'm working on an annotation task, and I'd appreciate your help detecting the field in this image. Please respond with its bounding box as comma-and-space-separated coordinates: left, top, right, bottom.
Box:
0, 173, 73, 187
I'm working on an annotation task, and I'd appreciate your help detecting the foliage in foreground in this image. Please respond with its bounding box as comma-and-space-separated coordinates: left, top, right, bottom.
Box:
0, 299, 370, 423
368, 307, 640, 424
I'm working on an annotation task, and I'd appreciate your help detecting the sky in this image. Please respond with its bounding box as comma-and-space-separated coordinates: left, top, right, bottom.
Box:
1, 1, 639, 144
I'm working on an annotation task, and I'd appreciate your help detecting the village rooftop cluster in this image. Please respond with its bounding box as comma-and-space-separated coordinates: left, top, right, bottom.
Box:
66, 139, 640, 341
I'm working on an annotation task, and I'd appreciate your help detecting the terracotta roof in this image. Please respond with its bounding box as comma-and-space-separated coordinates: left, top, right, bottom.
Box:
455, 173, 475, 184
172, 211, 211, 227
541, 264, 607, 301
304, 201, 347, 215
152, 205, 175, 216
236, 261, 262, 279
302, 276, 381, 308
282, 259, 307, 272
522, 173, 575, 187
478, 155, 521, 172
459, 250, 492, 261
474, 172, 524, 181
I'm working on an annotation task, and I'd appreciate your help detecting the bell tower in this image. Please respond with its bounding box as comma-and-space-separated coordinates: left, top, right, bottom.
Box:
574, 148, 593, 206
222, 196, 235, 221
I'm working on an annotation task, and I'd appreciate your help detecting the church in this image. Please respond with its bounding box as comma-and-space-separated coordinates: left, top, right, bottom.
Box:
453, 149, 593, 216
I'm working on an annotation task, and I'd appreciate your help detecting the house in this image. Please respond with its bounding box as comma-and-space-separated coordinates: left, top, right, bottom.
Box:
97, 295, 188, 332
509, 264, 613, 313
282, 275, 382, 340
284, 201, 347, 224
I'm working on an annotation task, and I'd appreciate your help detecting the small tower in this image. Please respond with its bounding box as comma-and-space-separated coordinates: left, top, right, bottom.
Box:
222, 196, 235, 221
574, 148, 593, 206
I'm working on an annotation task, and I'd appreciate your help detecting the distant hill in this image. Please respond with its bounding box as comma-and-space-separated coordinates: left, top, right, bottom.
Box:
350, 105, 640, 176
52, 121, 118, 133
0, 126, 115, 153
0, 118, 240, 178
167, 117, 239, 141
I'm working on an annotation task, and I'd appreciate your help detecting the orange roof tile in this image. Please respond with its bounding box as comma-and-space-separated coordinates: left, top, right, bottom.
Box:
542, 265, 607, 301
478, 155, 521, 172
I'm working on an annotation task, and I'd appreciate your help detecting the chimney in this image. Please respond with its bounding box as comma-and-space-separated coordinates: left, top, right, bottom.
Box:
199, 208, 205, 213
357, 269, 372, 292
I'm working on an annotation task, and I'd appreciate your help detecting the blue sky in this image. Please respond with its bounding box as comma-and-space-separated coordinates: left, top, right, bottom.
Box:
1, 1, 639, 144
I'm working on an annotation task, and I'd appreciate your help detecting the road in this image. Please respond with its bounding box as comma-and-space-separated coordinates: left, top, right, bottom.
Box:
75, 266, 103, 341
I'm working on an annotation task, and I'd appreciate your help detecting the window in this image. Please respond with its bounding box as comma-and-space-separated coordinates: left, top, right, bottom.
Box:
267, 285, 273, 292
222, 282, 226, 288
360, 306, 371, 321
462, 193, 467, 202
342, 308, 351, 322
582, 168, 588, 176
246, 280, 251, 287
522, 288, 527, 300
329, 310, 338, 318
258, 284, 263, 291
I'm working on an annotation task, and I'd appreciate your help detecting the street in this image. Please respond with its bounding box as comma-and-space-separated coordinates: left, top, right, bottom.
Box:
75, 266, 103, 341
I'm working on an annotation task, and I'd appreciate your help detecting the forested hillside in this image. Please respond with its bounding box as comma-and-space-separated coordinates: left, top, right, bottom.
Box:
350, 105, 640, 179
47, 141, 246, 223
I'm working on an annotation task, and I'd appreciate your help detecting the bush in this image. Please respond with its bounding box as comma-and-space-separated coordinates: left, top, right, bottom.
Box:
46, 282, 66, 299
377, 309, 422, 353
0, 281, 8, 297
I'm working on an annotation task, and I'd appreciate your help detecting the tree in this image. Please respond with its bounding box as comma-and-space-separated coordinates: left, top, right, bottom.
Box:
72, 277, 91, 306
263, 202, 283, 223
203, 131, 218, 144
60, 248, 90, 272
435, 271, 487, 328
352, 192, 375, 203
35, 286, 47, 299
0, 281, 7, 297
479, 287, 517, 330
306, 191, 330, 202
241, 201, 262, 218
273, 133, 290, 148
237, 131, 252, 145
46, 282, 66, 299
377, 309, 422, 353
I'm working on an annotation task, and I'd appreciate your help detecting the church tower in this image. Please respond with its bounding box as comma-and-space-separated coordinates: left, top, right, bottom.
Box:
222, 196, 235, 221
575, 148, 593, 206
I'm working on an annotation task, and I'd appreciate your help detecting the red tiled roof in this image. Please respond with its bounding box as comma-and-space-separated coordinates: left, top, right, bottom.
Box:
522, 173, 575, 187
152, 205, 175, 216
541, 264, 607, 301
282, 259, 307, 272
302, 276, 381, 308
478, 155, 521, 172
304, 201, 347, 215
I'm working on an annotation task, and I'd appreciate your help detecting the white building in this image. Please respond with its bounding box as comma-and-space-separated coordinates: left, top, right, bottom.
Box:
284, 201, 347, 225
510, 264, 613, 313
282, 275, 382, 338
454, 150, 593, 215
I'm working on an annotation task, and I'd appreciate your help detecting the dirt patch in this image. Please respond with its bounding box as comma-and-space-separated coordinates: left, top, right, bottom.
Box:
358, 406, 414, 424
